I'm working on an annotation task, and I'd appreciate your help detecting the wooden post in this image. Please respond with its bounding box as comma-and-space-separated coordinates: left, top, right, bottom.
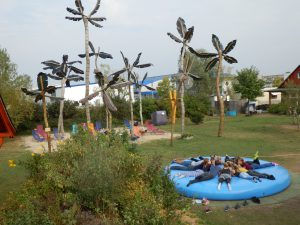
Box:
170, 90, 177, 146
39, 76, 51, 153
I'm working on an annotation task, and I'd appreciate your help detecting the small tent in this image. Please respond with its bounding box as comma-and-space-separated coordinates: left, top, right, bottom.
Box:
0, 95, 16, 147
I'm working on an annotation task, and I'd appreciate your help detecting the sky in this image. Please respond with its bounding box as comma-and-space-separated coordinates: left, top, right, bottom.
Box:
0, 0, 299, 85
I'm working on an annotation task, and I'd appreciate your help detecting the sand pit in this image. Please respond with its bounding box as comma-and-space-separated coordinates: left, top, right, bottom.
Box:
19, 130, 179, 153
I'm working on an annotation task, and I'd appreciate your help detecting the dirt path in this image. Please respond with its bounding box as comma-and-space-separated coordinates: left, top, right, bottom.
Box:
17, 131, 179, 153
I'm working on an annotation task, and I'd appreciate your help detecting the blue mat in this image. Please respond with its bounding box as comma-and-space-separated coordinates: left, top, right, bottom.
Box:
169, 158, 291, 200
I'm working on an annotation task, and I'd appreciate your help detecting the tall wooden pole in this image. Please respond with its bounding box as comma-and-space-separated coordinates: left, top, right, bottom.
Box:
39, 76, 51, 153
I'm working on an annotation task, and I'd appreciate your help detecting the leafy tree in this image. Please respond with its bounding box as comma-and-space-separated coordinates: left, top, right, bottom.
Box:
272, 76, 284, 87
66, 0, 106, 123
233, 66, 265, 114
189, 34, 238, 137
0, 48, 34, 129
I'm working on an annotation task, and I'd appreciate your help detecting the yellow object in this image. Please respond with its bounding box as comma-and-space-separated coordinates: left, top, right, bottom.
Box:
31, 153, 35, 156
254, 151, 259, 159
169, 90, 177, 124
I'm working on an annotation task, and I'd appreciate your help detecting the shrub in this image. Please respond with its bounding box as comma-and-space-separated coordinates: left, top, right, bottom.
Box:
189, 112, 204, 124
0, 130, 182, 224
268, 103, 289, 115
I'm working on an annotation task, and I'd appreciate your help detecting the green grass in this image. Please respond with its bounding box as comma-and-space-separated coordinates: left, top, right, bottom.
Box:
137, 114, 300, 164
0, 137, 29, 202
137, 114, 300, 225
1, 114, 300, 224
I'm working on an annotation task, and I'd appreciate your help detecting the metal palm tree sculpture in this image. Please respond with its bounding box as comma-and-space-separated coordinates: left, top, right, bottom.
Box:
79, 41, 115, 129
167, 17, 194, 135
134, 72, 156, 126
66, 0, 106, 123
120, 51, 153, 134
189, 34, 237, 137
41, 55, 84, 138
22, 73, 62, 152
79, 67, 127, 130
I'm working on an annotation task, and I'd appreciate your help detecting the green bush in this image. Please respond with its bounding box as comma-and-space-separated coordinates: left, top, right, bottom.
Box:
0, 130, 182, 224
268, 103, 289, 115
189, 112, 204, 124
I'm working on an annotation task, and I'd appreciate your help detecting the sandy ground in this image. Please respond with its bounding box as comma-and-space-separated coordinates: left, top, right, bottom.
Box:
21, 130, 180, 153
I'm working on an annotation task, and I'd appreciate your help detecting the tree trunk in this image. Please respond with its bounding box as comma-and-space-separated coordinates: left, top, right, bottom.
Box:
179, 46, 186, 136
180, 82, 185, 135
128, 84, 134, 136
58, 78, 66, 139
216, 54, 224, 137
83, 18, 91, 123
139, 90, 144, 126
39, 77, 51, 152
106, 107, 109, 129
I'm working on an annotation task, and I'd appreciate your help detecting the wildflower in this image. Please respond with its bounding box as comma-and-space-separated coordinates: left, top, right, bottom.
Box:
8, 160, 16, 167
41, 153, 45, 157
31, 153, 35, 156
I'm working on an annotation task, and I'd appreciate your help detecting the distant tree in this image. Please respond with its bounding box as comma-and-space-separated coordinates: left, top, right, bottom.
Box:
272, 76, 284, 87
233, 67, 265, 115
157, 77, 173, 99
0, 48, 34, 129
66, 0, 106, 123
189, 34, 238, 137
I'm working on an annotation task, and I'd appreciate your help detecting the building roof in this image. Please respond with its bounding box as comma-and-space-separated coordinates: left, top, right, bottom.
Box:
279, 65, 300, 88
0, 95, 17, 146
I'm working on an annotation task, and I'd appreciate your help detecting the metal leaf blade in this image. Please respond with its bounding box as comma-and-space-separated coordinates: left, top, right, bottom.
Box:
205, 58, 219, 72
224, 55, 238, 64
134, 63, 153, 68
66, 7, 81, 15
79, 91, 101, 104
188, 47, 217, 58
98, 52, 113, 59
176, 17, 187, 38
102, 91, 117, 112
212, 34, 223, 52
223, 40, 237, 54
46, 74, 62, 80
69, 66, 84, 74
133, 53, 142, 67
167, 33, 182, 43
75, 0, 84, 12
89, 0, 100, 16
184, 26, 194, 43
89, 41, 95, 53
88, 19, 103, 28
142, 72, 148, 84
143, 85, 155, 91
65, 17, 82, 21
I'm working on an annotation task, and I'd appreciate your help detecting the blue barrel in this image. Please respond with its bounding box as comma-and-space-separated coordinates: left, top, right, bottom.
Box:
226, 110, 237, 116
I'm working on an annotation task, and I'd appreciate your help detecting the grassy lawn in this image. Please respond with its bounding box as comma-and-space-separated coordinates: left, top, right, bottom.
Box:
137, 114, 300, 225
0, 114, 300, 224
0, 137, 29, 202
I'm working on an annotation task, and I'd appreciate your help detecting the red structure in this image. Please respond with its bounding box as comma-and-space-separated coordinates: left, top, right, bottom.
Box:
0, 96, 16, 147
279, 65, 300, 88
266, 65, 300, 105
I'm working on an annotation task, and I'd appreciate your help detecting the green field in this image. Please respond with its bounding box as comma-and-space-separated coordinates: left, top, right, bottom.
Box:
137, 114, 300, 225
1, 114, 300, 225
